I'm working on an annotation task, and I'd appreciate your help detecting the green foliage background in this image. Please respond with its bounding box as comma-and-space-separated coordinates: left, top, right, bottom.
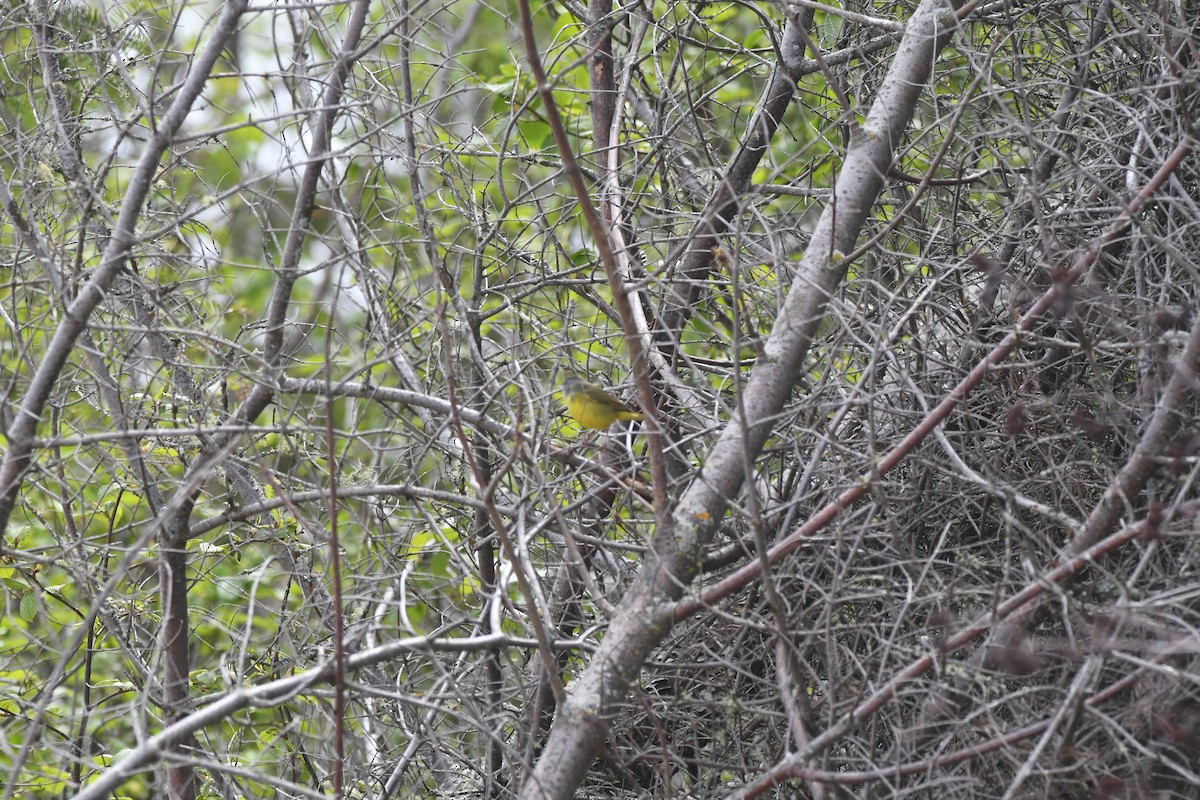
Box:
1, 0, 1197, 797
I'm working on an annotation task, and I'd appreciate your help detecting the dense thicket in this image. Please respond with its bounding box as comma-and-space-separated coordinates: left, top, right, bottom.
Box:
0, 0, 1197, 798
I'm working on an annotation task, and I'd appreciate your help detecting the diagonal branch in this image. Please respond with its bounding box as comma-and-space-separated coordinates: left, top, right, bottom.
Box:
680, 136, 1195, 615
519, 1, 964, 796
0, 0, 252, 545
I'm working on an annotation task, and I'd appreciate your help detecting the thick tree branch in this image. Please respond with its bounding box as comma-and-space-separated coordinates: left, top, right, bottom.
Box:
519, 2, 963, 796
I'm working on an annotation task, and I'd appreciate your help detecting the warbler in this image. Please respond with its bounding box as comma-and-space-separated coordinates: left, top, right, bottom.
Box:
561, 376, 644, 430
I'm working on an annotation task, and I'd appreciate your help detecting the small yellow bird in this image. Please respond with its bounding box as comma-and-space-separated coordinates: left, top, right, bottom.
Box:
561, 376, 644, 430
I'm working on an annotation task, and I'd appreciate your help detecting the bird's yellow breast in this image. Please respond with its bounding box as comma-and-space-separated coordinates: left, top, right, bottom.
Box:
562, 380, 644, 430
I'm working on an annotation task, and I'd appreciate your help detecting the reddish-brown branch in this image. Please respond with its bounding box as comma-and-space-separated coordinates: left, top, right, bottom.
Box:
679, 137, 1194, 619
734, 498, 1200, 797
